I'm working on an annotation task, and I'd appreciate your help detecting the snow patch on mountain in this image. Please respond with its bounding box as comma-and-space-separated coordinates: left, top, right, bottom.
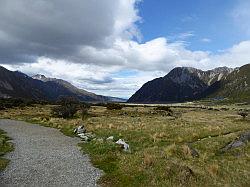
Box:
32, 74, 47, 81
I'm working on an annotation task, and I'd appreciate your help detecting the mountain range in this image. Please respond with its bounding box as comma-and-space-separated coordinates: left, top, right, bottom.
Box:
0, 66, 125, 102
128, 64, 250, 103
1, 64, 249, 104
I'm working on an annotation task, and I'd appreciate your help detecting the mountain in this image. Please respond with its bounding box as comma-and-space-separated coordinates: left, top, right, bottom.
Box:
32, 74, 106, 101
128, 66, 236, 103
0, 66, 88, 101
0, 66, 125, 102
32, 74, 126, 102
204, 64, 250, 102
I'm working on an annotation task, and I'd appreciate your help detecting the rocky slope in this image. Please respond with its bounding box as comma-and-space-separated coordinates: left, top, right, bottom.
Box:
0, 66, 125, 102
128, 66, 236, 103
32, 74, 126, 102
204, 64, 250, 102
32, 74, 108, 101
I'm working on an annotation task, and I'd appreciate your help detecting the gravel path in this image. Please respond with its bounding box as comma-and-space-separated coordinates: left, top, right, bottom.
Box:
0, 119, 102, 187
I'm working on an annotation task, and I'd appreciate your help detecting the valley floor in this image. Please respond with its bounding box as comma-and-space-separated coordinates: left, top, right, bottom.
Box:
0, 103, 249, 186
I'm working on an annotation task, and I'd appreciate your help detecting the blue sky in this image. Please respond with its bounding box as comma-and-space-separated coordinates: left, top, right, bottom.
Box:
1, 0, 250, 98
138, 0, 248, 52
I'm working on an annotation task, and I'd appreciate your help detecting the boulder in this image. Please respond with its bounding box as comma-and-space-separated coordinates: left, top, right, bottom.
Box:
220, 131, 250, 152
78, 133, 89, 142
239, 131, 250, 142
84, 132, 95, 139
74, 125, 86, 134
187, 144, 199, 157
116, 139, 130, 151
106, 136, 114, 141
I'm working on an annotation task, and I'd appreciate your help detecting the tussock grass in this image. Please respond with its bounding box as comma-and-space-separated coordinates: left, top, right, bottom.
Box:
0, 103, 250, 186
0, 129, 14, 171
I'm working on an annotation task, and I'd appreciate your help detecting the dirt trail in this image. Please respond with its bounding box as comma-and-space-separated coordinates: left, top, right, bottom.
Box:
0, 119, 102, 187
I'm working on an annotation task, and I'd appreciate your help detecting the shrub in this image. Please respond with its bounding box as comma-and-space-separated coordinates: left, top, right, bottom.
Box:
92, 102, 107, 107
238, 111, 248, 119
51, 97, 80, 119
80, 103, 91, 120
155, 106, 172, 111
106, 103, 124, 110
51, 105, 77, 119
155, 106, 174, 116
0, 98, 28, 110
0, 98, 46, 110
0, 105, 5, 110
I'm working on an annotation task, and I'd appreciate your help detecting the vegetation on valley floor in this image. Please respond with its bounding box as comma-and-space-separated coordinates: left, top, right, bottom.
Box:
0, 101, 249, 186
0, 129, 14, 171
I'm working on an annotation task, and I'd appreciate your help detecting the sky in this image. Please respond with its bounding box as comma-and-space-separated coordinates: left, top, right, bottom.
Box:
0, 0, 250, 98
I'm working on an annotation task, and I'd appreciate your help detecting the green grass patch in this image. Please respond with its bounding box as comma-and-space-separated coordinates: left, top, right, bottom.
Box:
0, 129, 14, 171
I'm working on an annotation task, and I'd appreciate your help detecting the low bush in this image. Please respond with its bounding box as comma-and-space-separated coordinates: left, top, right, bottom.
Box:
92, 103, 107, 107
80, 103, 91, 120
106, 103, 124, 110
238, 111, 248, 119
155, 106, 171, 111
51, 105, 77, 119
51, 97, 81, 119
155, 106, 174, 116
0, 98, 35, 110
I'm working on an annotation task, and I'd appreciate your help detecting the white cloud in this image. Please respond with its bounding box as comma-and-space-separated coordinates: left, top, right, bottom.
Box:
177, 31, 195, 40
201, 38, 211, 43
1, 0, 250, 98
4, 39, 250, 98
7, 57, 164, 98
211, 41, 250, 67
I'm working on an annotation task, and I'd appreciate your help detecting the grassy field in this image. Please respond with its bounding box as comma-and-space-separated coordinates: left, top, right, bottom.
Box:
0, 129, 14, 171
0, 103, 249, 186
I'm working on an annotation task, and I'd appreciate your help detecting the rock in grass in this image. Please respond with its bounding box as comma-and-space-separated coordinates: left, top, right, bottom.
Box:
106, 136, 114, 141
84, 132, 95, 139
239, 131, 250, 143
220, 131, 250, 152
187, 144, 199, 158
77, 132, 96, 142
74, 125, 86, 134
221, 141, 245, 152
78, 133, 89, 142
116, 139, 130, 151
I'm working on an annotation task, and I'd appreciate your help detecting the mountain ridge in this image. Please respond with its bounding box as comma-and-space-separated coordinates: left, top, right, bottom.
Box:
0, 66, 125, 102
32, 74, 126, 102
128, 64, 249, 103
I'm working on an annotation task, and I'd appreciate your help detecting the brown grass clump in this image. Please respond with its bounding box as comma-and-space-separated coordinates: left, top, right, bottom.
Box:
143, 153, 155, 168
164, 144, 177, 158
182, 145, 193, 158
165, 162, 195, 185
151, 132, 167, 142
207, 163, 219, 176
